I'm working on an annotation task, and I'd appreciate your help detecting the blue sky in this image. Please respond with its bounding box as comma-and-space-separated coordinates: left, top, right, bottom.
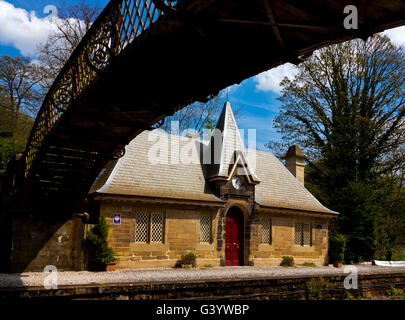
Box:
1, 1, 404, 150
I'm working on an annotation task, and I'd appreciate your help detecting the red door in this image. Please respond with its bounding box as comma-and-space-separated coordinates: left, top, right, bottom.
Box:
225, 208, 244, 266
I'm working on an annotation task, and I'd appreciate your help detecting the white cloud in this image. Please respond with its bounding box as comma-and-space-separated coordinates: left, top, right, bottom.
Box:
0, 1, 58, 56
254, 26, 405, 94
254, 62, 299, 94
381, 26, 405, 48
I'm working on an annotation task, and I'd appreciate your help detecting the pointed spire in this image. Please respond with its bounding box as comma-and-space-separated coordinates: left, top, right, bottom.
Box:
207, 102, 260, 182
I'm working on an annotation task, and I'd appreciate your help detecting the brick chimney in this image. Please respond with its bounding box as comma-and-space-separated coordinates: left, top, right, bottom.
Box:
282, 145, 305, 185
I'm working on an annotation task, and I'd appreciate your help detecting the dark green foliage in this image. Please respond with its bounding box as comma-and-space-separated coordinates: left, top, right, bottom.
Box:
174, 253, 197, 268
385, 285, 404, 300
280, 256, 294, 267
306, 278, 327, 300
374, 176, 405, 261
86, 217, 118, 270
0, 138, 25, 175
341, 183, 378, 262
0, 108, 34, 176
392, 247, 405, 261
329, 233, 346, 262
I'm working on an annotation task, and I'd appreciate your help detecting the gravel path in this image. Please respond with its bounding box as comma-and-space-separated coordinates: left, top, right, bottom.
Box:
0, 265, 404, 288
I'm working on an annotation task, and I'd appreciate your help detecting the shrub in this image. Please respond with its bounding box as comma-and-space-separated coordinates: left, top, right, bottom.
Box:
306, 278, 327, 300
280, 256, 294, 267
329, 233, 346, 262
386, 285, 404, 299
174, 253, 197, 268
86, 216, 118, 270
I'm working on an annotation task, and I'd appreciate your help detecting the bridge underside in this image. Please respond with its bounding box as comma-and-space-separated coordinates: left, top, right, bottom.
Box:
14, 0, 405, 215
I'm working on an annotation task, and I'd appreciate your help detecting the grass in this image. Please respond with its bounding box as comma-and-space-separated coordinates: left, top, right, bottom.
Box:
345, 292, 364, 300
299, 262, 317, 267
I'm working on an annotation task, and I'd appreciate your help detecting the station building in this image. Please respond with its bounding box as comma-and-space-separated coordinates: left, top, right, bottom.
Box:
90, 102, 337, 268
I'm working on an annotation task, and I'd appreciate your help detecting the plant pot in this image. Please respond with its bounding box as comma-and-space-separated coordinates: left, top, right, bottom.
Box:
105, 262, 117, 271
333, 261, 343, 268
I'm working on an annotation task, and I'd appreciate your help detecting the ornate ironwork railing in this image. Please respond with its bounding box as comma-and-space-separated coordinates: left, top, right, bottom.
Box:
24, 0, 178, 178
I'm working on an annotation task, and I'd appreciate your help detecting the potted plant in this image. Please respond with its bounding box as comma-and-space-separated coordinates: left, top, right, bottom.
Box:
280, 256, 294, 267
329, 233, 346, 268
86, 216, 119, 271
174, 253, 197, 268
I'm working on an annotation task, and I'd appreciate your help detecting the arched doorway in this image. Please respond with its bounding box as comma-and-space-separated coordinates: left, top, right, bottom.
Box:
225, 207, 244, 266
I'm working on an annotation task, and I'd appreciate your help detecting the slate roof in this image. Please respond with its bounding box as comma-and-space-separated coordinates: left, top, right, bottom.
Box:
249, 150, 335, 214
91, 102, 337, 215
90, 131, 221, 202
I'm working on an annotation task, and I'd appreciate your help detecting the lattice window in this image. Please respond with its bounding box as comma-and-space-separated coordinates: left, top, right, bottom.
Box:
150, 213, 164, 242
295, 223, 303, 245
261, 219, 272, 244
135, 212, 149, 242
303, 223, 311, 246
295, 222, 312, 246
200, 215, 211, 243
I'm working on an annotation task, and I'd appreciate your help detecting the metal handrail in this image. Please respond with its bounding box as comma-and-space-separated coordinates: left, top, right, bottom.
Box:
23, 0, 177, 178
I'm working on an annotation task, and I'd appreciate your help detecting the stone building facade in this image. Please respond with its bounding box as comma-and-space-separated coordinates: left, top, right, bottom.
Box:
90, 102, 337, 268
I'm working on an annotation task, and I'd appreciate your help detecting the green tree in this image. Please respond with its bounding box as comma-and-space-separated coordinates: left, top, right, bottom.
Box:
374, 170, 405, 260
1, 2, 100, 175
268, 35, 405, 261
0, 56, 41, 175
0, 137, 25, 175
86, 216, 118, 270
0, 56, 45, 131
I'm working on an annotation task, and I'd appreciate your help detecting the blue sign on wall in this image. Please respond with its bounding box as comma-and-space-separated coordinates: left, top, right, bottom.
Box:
113, 213, 121, 225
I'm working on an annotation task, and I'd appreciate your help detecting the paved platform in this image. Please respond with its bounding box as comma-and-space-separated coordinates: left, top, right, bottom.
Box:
1, 265, 405, 288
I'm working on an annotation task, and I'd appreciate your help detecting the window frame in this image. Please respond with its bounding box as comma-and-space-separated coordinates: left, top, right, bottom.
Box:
135, 211, 165, 244
150, 212, 165, 243
199, 214, 212, 243
294, 222, 312, 247
135, 212, 149, 243
261, 218, 272, 245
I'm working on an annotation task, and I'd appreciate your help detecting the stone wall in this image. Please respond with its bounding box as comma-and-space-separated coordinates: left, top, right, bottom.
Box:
100, 198, 330, 269
2, 272, 404, 300
100, 199, 221, 268
252, 209, 329, 266
9, 217, 85, 272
